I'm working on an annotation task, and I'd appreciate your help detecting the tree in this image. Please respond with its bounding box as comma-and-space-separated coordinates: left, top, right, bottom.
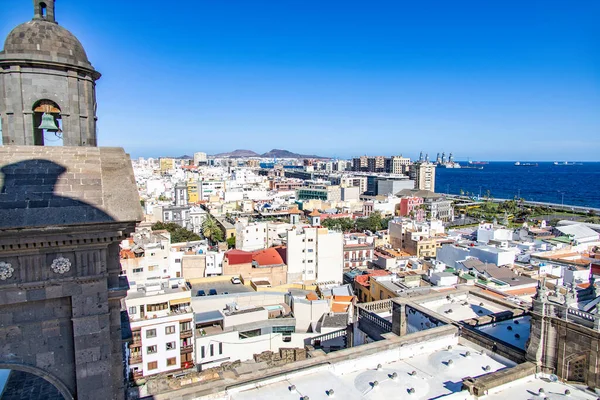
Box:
202, 216, 223, 244
226, 236, 236, 249
151, 222, 201, 243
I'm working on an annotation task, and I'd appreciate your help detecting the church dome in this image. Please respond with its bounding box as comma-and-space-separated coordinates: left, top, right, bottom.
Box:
2, 19, 92, 68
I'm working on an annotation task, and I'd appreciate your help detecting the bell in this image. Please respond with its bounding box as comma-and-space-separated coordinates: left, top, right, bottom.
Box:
38, 113, 59, 131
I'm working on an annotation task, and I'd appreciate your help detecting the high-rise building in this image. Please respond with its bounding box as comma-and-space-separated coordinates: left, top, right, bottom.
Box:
391, 156, 411, 174
193, 152, 208, 166
410, 162, 437, 192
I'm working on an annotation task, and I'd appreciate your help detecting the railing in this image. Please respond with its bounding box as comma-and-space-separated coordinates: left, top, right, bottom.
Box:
359, 299, 393, 312
357, 307, 393, 332
179, 329, 193, 338
180, 345, 193, 353
309, 328, 347, 346
132, 370, 144, 379
181, 361, 194, 369
129, 355, 142, 364
567, 307, 595, 322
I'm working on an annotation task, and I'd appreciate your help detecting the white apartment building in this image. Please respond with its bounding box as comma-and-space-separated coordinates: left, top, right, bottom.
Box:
235, 220, 268, 251
286, 227, 344, 284
410, 162, 436, 192
199, 180, 225, 201
391, 156, 411, 174
121, 230, 174, 282
125, 278, 194, 379
477, 222, 513, 244
193, 152, 208, 165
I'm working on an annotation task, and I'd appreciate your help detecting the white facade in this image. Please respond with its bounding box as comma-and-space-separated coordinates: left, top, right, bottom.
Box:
477, 223, 513, 244
125, 279, 193, 378
235, 220, 268, 251
470, 245, 515, 266
286, 227, 344, 283
194, 152, 208, 165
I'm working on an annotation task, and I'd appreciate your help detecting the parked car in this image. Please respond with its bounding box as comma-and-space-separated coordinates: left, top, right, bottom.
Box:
231, 277, 242, 284
222, 291, 229, 295
208, 288, 218, 296
197, 290, 206, 296
185, 281, 192, 290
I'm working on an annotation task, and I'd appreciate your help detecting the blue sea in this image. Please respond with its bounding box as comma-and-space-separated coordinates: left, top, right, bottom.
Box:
435, 162, 600, 209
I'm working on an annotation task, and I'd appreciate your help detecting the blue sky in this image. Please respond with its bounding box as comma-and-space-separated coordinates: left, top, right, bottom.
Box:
2, 0, 599, 160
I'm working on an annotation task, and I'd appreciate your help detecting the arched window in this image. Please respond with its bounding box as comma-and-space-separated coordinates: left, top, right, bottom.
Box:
40, 2, 47, 18
32, 100, 62, 146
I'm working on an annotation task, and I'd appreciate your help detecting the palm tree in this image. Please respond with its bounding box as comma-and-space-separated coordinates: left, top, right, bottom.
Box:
202, 216, 223, 244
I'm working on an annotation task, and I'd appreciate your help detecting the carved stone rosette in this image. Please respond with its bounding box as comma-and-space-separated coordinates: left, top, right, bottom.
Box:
51, 257, 71, 274
0, 261, 14, 280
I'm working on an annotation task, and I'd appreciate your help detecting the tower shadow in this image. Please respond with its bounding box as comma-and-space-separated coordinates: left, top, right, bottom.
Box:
0, 159, 114, 228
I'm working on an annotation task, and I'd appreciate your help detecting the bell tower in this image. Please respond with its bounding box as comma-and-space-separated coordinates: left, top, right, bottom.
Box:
0, 0, 101, 146
34, 0, 56, 22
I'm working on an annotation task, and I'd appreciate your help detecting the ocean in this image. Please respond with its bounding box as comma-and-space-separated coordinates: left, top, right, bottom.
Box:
435, 162, 600, 209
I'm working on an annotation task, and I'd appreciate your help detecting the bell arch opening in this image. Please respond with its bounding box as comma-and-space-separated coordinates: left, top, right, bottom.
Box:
0, 363, 73, 400
32, 99, 63, 146
40, 2, 47, 17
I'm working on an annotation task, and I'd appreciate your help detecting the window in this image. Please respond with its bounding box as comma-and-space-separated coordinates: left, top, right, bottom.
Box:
166, 357, 177, 366
132, 268, 143, 273
146, 329, 157, 338
166, 342, 176, 350
147, 361, 158, 370
308, 260, 314, 263
219, 342, 223, 355
308, 238, 314, 242
210, 344, 214, 356
128, 306, 137, 315
175, 258, 181, 263
165, 326, 175, 335
147, 345, 157, 354
200, 346, 205, 358
308, 249, 314, 253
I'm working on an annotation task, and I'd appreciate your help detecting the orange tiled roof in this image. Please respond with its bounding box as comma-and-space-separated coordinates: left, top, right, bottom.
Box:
252, 247, 285, 267
306, 292, 319, 301
308, 209, 321, 217
333, 295, 354, 302
331, 303, 349, 312
504, 287, 538, 296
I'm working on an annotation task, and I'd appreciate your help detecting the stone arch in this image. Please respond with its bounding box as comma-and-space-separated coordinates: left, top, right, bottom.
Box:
32, 99, 62, 146
565, 352, 588, 383
0, 362, 74, 400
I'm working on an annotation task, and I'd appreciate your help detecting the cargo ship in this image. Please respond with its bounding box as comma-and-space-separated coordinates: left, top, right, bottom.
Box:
514, 161, 538, 167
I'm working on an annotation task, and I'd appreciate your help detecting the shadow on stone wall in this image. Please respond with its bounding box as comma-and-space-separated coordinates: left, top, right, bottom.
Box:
0, 159, 114, 228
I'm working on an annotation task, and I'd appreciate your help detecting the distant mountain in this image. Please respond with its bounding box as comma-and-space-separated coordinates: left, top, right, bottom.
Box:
261, 149, 329, 159
212, 148, 329, 159
177, 155, 193, 159
213, 149, 261, 158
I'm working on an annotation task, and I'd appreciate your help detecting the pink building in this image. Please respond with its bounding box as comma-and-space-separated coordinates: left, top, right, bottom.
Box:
399, 197, 424, 220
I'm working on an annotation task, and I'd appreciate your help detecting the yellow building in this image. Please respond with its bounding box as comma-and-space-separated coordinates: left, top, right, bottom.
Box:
187, 181, 199, 203
159, 157, 175, 172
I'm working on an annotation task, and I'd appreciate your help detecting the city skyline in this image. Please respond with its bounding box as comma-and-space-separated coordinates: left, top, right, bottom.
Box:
1, 0, 599, 160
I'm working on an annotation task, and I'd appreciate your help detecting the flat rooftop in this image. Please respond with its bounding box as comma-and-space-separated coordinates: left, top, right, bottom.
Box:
191, 281, 254, 296
476, 316, 531, 350
418, 293, 508, 322
230, 344, 511, 400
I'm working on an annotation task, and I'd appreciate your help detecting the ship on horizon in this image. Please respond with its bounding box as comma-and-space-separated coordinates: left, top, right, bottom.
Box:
514, 161, 538, 167
468, 160, 489, 165
554, 161, 583, 166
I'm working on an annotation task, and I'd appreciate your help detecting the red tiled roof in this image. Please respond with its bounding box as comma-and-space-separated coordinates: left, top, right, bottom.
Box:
306, 292, 319, 301
252, 247, 285, 267
120, 249, 135, 259
331, 303, 349, 312
225, 249, 253, 265
308, 209, 321, 217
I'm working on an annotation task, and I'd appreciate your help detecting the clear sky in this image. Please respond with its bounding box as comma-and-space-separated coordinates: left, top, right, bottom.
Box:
2, 0, 599, 160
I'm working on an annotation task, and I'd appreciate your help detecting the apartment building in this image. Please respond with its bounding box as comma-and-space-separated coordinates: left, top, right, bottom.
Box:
120, 228, 182, 281
286, 227, 344, 284
125, 278, 194, 379
343, 233, 375, 270
410, 162, 436, 191
235, 220, 268, 251
391, 156, 411, 174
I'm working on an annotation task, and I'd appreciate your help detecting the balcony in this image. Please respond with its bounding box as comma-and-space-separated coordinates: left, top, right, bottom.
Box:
129, 355, 142, 364
179, 329, 193, 338
180, 344, 193, 354
181, 361, 194, 370
128, 341, 142, 349
132, 370, 144, 380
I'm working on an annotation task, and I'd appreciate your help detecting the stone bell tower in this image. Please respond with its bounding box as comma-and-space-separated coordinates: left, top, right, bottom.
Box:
0, 0, 101, 146
0, 2, 142, 400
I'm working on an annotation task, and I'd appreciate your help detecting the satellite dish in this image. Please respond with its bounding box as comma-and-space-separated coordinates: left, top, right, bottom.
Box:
549, 374, 558, 382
